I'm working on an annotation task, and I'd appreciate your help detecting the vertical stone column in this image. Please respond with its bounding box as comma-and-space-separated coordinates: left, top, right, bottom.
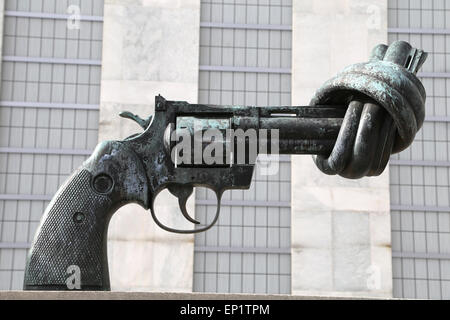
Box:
100, 0, 200, 291
0, 0, 4, 82
291, 0, 392, 297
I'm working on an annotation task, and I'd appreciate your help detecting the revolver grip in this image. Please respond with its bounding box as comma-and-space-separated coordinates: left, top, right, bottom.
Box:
23, 141, 148, 290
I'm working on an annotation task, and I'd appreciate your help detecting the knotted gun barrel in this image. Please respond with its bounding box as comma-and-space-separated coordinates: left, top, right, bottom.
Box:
311, 40, 427, 178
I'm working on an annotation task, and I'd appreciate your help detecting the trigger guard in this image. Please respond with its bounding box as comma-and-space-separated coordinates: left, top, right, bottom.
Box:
149, 189, 222, 234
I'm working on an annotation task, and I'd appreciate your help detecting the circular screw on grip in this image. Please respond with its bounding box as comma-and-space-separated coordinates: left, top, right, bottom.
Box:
73, 212, 85, 224
310, 41, 427, 179
92, 173, 114, 194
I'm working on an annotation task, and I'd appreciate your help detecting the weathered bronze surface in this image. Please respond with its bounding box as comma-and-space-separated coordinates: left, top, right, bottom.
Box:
23, 41, 427, 291
311, 41, 427, 178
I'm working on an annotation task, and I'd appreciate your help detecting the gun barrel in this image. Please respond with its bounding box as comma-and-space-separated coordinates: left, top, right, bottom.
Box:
170, 104, 347, 165
258, 105, 345, 155
259, 117, 342, 155
260, 117, 342, 139
278, 138, 337, 155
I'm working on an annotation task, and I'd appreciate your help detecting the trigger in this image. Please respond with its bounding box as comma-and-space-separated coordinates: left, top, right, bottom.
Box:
167, 185, 200, 225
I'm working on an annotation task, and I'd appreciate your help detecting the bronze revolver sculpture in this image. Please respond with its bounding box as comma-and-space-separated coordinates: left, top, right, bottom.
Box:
24, 41, 427, 290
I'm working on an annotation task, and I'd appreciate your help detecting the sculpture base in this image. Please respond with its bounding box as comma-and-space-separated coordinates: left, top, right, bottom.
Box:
0, 291, 393, 300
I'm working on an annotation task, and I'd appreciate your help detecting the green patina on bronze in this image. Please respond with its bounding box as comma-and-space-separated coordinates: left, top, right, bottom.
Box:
23, 41, 427, 291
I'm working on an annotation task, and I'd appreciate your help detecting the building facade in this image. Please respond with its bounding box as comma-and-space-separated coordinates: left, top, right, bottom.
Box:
0, 0, 448, 299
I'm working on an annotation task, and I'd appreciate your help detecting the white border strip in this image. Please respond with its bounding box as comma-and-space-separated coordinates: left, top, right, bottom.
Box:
391, 204, 450, 213
0, 147, 92, 155
418, 72, 450, 78
200, 22, 292, 31
196, 199, 290, 208
3, 56, 102, 65
392, 251, 450, 260
0, 194, 52, 201
425, 116, 450, 122
4, 10, 103, 22
388, 27, 450, 35
195, 246, 290, 254
199, 65, 291, 74
390, 159, 450, 167
0, 101, 99, 110
0, 242, 30, 249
